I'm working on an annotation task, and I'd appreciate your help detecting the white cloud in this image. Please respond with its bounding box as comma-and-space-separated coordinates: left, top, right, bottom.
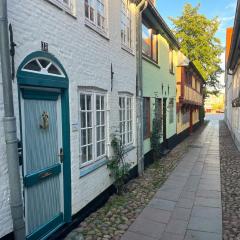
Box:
221, 16, 235, 22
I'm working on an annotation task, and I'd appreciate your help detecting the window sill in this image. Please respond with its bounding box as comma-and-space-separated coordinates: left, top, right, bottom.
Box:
85, 19, 109, 41
142, 55, 160, 68
45, 0, 76, 18
80, 158, 107, 178
121, 44, 135, 56
124, 145, 135, 154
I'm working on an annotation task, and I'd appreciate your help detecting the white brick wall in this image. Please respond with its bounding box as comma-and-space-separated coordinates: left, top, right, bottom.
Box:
0, 0, 137, 237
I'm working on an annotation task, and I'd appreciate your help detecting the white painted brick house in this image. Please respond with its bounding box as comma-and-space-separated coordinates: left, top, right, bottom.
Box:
0, 0, 139, 239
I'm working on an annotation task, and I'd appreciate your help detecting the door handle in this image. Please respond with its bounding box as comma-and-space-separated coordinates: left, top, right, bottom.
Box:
58, 148, 64, 163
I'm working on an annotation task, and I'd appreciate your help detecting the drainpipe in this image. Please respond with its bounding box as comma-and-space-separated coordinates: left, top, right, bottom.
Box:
136, 0, 147, 176
0, 1, 26, 239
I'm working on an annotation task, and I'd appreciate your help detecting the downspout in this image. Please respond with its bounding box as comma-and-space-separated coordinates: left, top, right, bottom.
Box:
136, 0, 147, 176
0, 1, 25, 239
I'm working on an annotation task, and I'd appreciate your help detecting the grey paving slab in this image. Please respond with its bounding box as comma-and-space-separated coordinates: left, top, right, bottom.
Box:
160, 232, 184, 240
165, 219, 188, 235
180, 191, 196, 200
140, 207, 171, 224
155, 190, 181, 201
121, 231, 157, 240
176, 198, 194, 209
191, 206, 222, 219
196, 190, 221, 199
171, 207, 191, 221
128, 218, 166, 239
149, 198, 176, 211
194, 197, 221, 208
187, 216, 222, 233
184, 230, 222, 240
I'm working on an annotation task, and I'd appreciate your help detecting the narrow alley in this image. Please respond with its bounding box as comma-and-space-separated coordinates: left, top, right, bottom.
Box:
122, 117, 222, 240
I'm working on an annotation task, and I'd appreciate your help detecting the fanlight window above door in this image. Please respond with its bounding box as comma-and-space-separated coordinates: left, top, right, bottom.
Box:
23, 58, 64, 77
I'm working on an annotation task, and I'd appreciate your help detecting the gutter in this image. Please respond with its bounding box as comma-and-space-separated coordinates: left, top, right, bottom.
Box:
0, 1, 25, 239
227, 0, 240, 71
135, 0, 147, 176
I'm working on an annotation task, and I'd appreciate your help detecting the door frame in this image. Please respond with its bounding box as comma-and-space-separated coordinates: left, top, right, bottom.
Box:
163, 98, 167, 145
17, 51, 71, 239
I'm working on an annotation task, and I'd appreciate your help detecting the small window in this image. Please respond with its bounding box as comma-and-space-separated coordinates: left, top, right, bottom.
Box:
85, 0, 106, 31
169, 47, 174, 74
143, 97, 150, 139
119, 95, 133, 146
142, 22, 158, 63
121, 0, 132, 49
48, 0, 74, 14
79, 91, 106, 166
23, 58, 63, 76
169, 98, 174, 124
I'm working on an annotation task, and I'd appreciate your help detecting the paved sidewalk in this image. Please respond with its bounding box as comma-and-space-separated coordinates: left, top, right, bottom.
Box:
121, 121, 222, 240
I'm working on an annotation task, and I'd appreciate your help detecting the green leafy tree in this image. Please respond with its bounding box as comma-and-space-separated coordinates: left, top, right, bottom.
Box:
170, 3, 223, 92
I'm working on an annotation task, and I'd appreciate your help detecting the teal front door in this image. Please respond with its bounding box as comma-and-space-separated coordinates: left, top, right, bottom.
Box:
21, 88, 64, 240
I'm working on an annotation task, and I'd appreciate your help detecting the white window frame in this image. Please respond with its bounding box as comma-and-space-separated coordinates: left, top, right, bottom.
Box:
79, 90, 107, 167
47, 0, 75, 15
84, 0, 108, 35
121, 0, 133, 50
119, 95, 133, 147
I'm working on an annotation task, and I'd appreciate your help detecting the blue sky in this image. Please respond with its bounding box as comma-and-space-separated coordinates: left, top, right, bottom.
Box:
156, 0, 237, 86
156, 0, 237, 47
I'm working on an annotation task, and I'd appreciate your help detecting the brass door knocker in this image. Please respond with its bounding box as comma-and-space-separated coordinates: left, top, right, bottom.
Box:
40, 111, 49, 129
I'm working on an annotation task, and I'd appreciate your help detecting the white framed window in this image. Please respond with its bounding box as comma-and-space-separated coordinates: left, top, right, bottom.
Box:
119, 95, 133, 146
121, 0, 132, 49
47, 0, 75, 14
79, 90, 106, 166
85, 0, 107, 31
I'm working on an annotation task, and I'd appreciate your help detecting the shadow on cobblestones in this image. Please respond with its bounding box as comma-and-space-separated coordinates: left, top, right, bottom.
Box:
220, 121, 240, 240
65, 122, 209, 240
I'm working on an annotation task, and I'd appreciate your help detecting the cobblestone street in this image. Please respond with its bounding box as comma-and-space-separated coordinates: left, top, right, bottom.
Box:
220, 121, 240, 240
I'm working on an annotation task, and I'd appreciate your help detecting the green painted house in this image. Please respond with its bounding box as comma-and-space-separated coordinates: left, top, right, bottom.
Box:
141, 1, 180, 163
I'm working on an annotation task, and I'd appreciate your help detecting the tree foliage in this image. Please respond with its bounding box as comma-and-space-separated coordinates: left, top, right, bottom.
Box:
170, 3, 223, 91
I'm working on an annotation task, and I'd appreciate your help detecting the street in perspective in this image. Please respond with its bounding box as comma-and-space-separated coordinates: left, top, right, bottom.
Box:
0, 0, 240, 240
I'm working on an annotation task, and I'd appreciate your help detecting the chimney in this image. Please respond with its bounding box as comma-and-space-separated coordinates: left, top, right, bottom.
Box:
226, 27, 233, 64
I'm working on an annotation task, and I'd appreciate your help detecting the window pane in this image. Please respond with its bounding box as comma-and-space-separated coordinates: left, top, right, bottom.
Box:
97, 126, 101, 141
97, 142, 101, 157
88, 145, 93, 161
101, 96, 104, 109
81, 112, 86, 128
38, 59, 50, 68
152, 33, 158, 62
81, 129, 86, 146
80, 95, 85, 110
96, 95, 100, 110
48, 64, 61, 75
82, 147, 87, 163
142, 24, 151, 57
24, 60, 41, 71
85, 0, 89, 18
101, 126, 105, 140
87, 95, 92, 110
101, 112, 105, 124
101, 141, 105, 155
87, 112, 92, 127
87, 129, 92, 144
96, 111, 100, 125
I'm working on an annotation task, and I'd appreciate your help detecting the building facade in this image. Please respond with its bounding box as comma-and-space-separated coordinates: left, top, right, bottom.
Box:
225, 0, 240, 151
0, 0, 140, 239
176, 54, 204, 139
141, 1, 180, 164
